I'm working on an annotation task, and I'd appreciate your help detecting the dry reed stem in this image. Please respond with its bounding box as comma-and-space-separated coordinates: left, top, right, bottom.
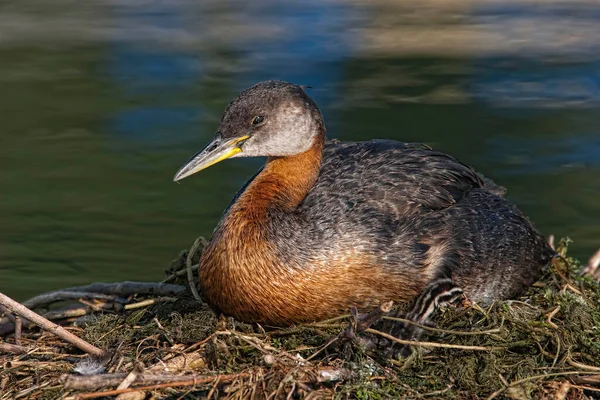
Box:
545, 306, 561, 329
72, 373, 251, 399
186, 237, 205, 301
569, 385, 600, 393
364, 328, 500, 351
123, 297, 178, 310
162, 264, 199, 283
382, 315, 502, 336
567, 357, 600, 373
0, 292, 105, 358
485, 371, 587, 400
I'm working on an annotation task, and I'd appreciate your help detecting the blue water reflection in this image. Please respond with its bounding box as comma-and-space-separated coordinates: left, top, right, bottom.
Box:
233, 0, 355, 108
472, 59, 600, 109
106, 0, 355, 146
471, 2, 600, 108
2, 0, 600, 301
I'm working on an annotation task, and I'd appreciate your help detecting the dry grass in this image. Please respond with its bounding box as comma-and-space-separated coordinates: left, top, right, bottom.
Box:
2, 238, 600, 399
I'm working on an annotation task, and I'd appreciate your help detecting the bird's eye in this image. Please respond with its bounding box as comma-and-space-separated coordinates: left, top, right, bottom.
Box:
251, 116, 265, 126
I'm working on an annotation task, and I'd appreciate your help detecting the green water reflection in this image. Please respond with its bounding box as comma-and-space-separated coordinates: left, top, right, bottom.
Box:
1, 1, 599, 301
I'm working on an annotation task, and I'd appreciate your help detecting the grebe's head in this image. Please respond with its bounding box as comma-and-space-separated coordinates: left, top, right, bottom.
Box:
174, 80, 323, 182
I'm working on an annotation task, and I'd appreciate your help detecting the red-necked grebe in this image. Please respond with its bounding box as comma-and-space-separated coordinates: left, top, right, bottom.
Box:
174, 80, 554, 326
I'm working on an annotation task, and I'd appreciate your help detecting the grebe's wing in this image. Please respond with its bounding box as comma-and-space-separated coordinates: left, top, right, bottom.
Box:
314, 140, 502, 214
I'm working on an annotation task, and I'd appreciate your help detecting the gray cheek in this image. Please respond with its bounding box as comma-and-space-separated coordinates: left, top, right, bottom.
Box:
240, 111, 317, 157
268, 126, 314, 156
266, 108, 316, 156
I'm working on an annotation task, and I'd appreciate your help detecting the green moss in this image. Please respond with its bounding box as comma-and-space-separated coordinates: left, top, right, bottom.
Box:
8, 238, 600, 399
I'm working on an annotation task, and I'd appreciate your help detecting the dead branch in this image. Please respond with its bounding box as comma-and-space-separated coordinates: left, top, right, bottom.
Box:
0, 304, 15, 321
0, 303, 117, 337
355, 301, 394, 331
0, 283, 184, 337
60, 282, 186, 297
62, 367, 354, 394
44, 304, 114, 321
1, 282, 186, 335
62, 372, 249, 392
22, 291, 121, 310
0, 342, 28, 354
573, 374, 600, 386
14, 315, 22, 345
317, 368, 357, 382
0, 292, 105, 358
7, 282, 185, 320
147, 351, 205, 373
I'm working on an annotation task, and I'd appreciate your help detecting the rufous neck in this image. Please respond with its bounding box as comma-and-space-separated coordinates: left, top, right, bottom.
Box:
266, 132, 325, 210
235, 131, 325, 213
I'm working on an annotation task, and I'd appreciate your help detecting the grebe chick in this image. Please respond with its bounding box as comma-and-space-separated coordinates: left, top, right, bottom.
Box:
174, 80, 554, 327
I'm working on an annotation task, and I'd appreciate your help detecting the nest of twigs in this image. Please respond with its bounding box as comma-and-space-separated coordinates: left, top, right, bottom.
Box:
2, 238, 600, 399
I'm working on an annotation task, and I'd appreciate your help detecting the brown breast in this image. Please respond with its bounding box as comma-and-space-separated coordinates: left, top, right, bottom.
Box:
199, 233, 422, 325
198, 135, 426, 325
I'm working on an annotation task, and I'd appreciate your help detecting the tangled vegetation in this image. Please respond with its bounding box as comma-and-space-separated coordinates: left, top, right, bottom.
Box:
1, 239, 600, 399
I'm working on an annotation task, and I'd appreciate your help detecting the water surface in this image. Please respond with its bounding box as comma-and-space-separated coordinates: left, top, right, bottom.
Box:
1, 0, 599, 300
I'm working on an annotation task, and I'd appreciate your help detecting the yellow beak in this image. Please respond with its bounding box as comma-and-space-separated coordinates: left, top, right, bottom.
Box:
173, 135, 249, 182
